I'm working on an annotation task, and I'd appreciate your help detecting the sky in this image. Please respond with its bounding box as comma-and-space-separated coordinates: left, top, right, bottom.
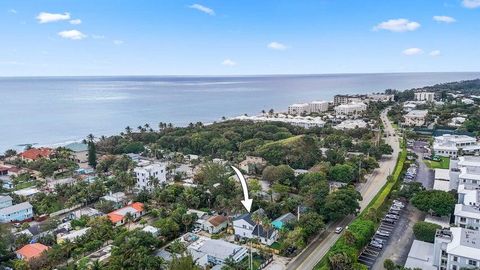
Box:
1, 0, 480, 76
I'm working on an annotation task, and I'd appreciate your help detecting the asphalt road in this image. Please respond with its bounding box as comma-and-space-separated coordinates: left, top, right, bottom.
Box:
286, 108, 401, 270
411, 141, 434, 189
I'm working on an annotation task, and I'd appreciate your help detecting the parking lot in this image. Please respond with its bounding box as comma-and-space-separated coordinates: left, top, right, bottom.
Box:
357, 200, 406, 269
409, 140, 434, 189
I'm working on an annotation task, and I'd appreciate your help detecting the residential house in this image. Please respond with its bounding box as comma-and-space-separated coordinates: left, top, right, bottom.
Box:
202, 215, 228, 234
142, 225, 160, 236
0, 195, 13, 209
238, 156, 267, 174
13, 187, 40, 199
0, 202, 34, 223
19, 147, 53, 162
232, 211, 278, 246
403, 110, 428, 127
101, 192, 128, 209
64, 142, 89, 163
107, 202, 144, 226
68, 207, 103, 220
188, 237, 248, 268
57, 227, 90, 244
16, 243, 50, 261
134, 162, 167, 192
272, 213, 296, 230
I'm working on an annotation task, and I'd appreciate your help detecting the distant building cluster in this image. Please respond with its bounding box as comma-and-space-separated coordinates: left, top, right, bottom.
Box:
287, 100, 329, 115
232, 114, 326, 129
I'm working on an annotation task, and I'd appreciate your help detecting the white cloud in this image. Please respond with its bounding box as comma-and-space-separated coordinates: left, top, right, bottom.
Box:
463, 0, 480, 8
268, 41, 288, 50
58, 30, 87, 40
69, 19, 82, 25
36, 12, 71, 23
433, 16, 456, 23
8, 9, 17, 14
189, 4, 215, 15
373, 18, 420, 32
113, 40, 124, 45
429, 50, 441, 57
402, 48, 423, 56
221, 59, 237, 66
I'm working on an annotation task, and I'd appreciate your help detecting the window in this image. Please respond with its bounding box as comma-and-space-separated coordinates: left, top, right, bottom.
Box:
460, 217, 467, 222
453, 256, 458, 262
452, 266, 457, 270
468, 260, 477, 266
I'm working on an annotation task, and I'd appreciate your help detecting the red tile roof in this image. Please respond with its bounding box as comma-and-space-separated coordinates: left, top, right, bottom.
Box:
20, 148, 53, 161
16, 243, 50, 261
107, 202, 144, 224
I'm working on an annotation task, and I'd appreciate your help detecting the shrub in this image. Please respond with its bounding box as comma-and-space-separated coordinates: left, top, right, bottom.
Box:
413, 221, 441, 243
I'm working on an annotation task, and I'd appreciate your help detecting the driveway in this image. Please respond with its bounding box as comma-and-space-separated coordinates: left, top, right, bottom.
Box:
411, 141, 434, 189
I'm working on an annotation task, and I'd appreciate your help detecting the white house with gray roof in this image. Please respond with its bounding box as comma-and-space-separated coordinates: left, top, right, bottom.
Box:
0, 201, 33, 223
0, 195, 13, 209
188, 237, 248, 268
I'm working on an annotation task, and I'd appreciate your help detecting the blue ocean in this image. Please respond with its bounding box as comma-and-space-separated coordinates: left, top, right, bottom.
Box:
1, 72, 480, 152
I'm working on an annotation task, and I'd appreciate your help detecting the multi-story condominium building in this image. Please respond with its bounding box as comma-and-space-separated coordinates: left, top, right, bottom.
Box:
0, 202, 33, 223
433, 134, 480, 158
333, 94, 367, 105
414, 91, 435, 101
454, 185, 480, 230
134, 162, 167, 192
308, 101, 329, 113
334, 102, 367, 118
448, 156, 480, 191
367, 94, 395, 102
433, 228, 480, 270
403, 110, 428, 126
0, 195, 13, 209
287, 103, 310, 115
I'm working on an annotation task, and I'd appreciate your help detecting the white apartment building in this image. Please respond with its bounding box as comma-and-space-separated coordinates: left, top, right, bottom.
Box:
334, 119, 368, 130
367, 94, 394, 102
308, 101, 329, 113
334, 102, 367, 118
287, 103, 310, 115
415, 91, 435, 101
134, 162, 167, 192
403, 110, 428, 126
454, 185, 480, 231
434, 134, 480, 158
433, 228, 480, 270
233, 114, 325, 129
333, 94, 367, 105
449, 156, 480, 190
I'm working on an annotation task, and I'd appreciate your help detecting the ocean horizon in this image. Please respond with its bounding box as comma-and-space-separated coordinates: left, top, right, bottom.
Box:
2, 72, 480, 152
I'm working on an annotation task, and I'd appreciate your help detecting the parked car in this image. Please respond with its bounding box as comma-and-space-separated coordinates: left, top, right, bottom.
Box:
372, 238, 386, 244
335, 227, 344, 234
382, 218, 396, 224
376, 230, 390, 237
385, 214, 399, 220
369, 241, 383, 249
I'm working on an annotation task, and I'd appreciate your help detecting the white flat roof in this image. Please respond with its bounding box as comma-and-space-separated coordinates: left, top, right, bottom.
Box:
433, 179, 451, 192
404, 240, 436, 270
447, 227, 480, 259
434, 169, 450, 181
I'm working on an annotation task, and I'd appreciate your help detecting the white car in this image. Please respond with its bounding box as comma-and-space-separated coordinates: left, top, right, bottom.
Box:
335, 227, 344, 234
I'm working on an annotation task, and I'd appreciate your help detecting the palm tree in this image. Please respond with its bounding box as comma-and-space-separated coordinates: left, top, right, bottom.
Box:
144, 123, 150, 130
269, 108, 274, 114
86, 134, 95, 143
125, 126, 132, 134
251, 212, 262, 243
124, 212, 134, 229
149, 175, 160, 189
262, 217, 272, 244
181, 214, 193, 233
261, 109, 266, 114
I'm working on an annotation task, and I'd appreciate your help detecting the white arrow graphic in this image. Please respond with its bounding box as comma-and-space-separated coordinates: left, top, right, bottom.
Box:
231, 166, 253, 212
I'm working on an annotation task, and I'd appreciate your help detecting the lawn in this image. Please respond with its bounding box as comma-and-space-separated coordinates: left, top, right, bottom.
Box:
424, 157, 450, 169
